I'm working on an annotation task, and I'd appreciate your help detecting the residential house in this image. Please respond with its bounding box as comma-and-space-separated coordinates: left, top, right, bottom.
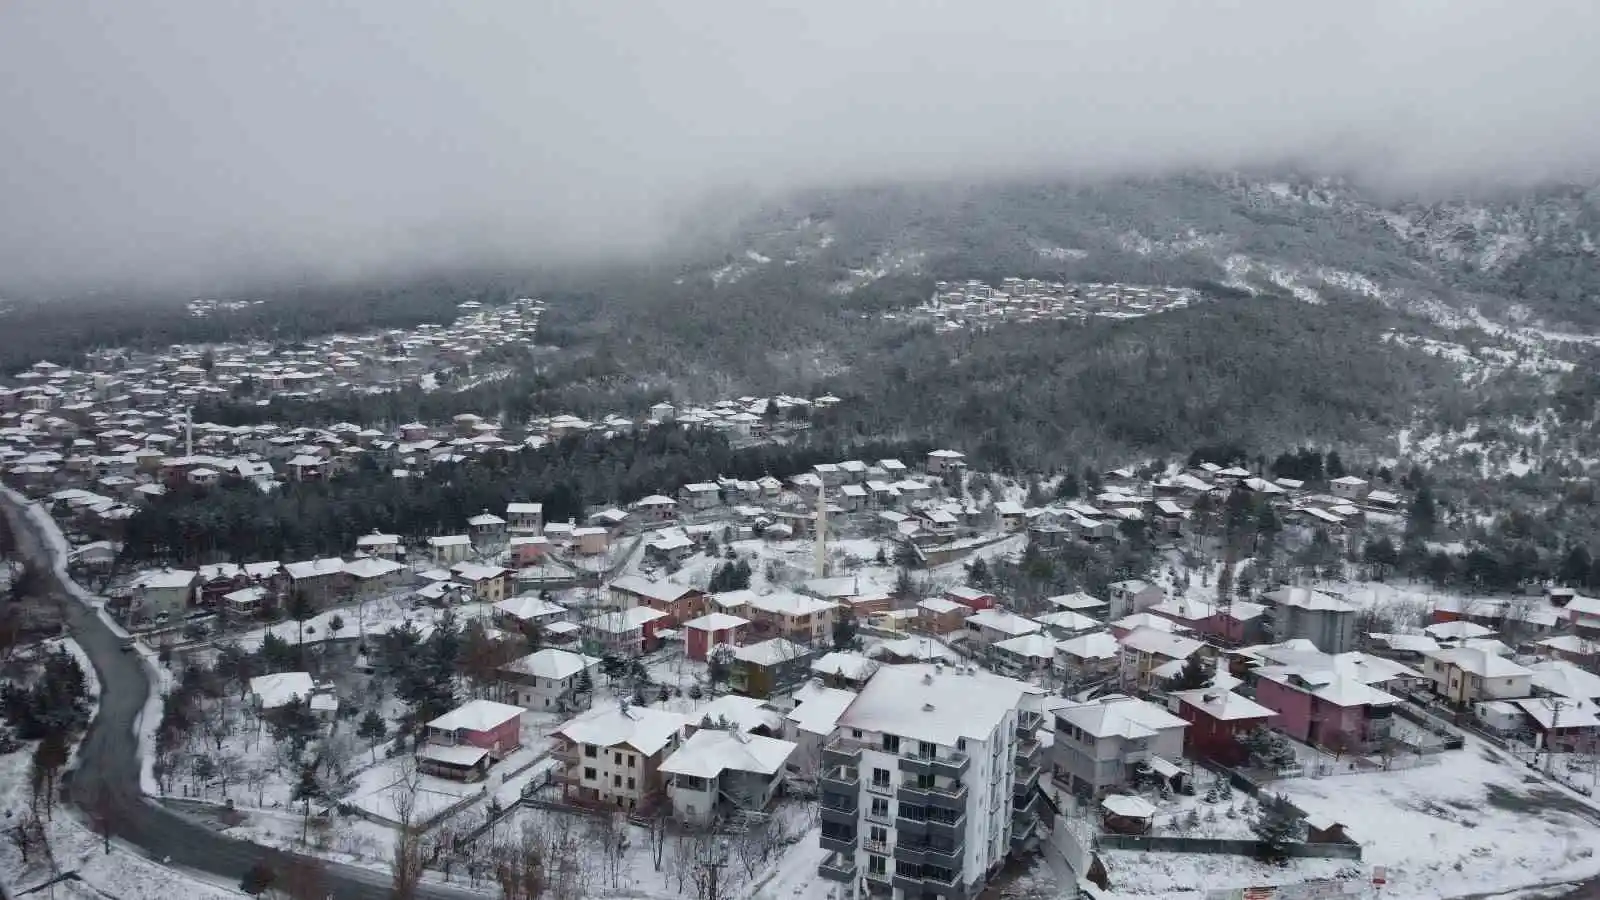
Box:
1328, 476, 1370, 501
493, 594, 571, 636
127, 567, 198, 622
509, 536, 551, 567
1422, 647, 1534, 705
1052, 694, 1188, 798
1047, 592, 1109, 617
608, 576, 706, 625
283, 558, 347, 608
925, 448, 966, 474
683, 613, 749, 662
965, 608, 1042, 648
816, 663, 1039, 895
1265, 587, 1359, 654
730, 638, 812, 698
1107, 580, 1164, 620
1118, 627, 1205, 693
249, 671, 315, 711
916, 597, 972, 636
572, 527, 611, 556
632, 494, 679, 524
810, 651, 880, 691
500, 648, 601, 711
354, 531, 402, 559
467, 511, 507, 545
505, 502, 544, 534
581, 607, 669, 656
993, 633, 1060, 679
1169, 688, 1277, 766
943, 586, 997, 612
1247, 649, 1416, 752
427, 534, 473, 565
343, 556, 408, 600
451, 562, 511, 605
661, 729, 797, 825
555, 703, 686, 811
418, 699, 526, 781
994, 501, 1027, 532
678, 482, 723, 511
783, 682, 857, 783
1055, 632, 1122, 686
745, 591, 838, 646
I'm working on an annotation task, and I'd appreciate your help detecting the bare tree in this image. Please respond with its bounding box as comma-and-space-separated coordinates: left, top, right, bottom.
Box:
389, 759, 426, 900
648, 805, 671, 871
588, 810, 629, 889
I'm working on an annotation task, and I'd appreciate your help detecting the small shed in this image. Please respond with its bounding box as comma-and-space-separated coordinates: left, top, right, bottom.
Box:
1101, 794, 1156, 835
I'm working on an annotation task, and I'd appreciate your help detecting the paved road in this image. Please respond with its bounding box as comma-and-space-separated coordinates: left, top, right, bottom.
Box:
0, 493, 488, 900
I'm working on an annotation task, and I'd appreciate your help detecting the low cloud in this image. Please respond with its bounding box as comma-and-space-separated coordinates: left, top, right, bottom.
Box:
2, 1, 1597, 294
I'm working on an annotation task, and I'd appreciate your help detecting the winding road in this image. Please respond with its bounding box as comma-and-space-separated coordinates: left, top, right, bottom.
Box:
0, 492, 488, 900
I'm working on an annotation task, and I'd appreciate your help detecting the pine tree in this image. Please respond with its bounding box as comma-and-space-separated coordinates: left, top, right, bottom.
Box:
1251, 793, 1306, 862
357, 710, 388, 762
1164, 654, 1210, 692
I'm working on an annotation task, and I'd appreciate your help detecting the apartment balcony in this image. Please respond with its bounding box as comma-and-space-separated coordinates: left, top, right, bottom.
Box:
820, 829, 859, 855
1015, 736, 1042, 765
819, 800, 858, 828
893, 839, 963, 869
818, 852, 857, 883
821, 736, 864, 769
820, 765, 859, 795
1013, 763, 1040, 796
894, 868, 964, 898
899, 779, 969, 812
865, 777, 896, 798
1011, 815, 1039, 851
924, 812, 967, 842
898, 749, 970, 779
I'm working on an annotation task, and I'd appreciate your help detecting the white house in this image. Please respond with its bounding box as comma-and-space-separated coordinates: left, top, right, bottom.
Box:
500, 648, 601, 711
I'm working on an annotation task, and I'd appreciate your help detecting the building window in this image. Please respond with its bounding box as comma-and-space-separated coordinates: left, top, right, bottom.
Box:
869, 826, 887, 845
584, 745, 598, 758
851, 729, 863, 739
872, 768, 892, 789
956, 738, 967, 752
584, 767, 596, 780
628, 755, 637, 768
867, 855, 886, 875
870, 797, 890, 819
882, 734, 901, 753
615, 752, 623, 765
614, 775, 622, 788
627, 777, 635, 790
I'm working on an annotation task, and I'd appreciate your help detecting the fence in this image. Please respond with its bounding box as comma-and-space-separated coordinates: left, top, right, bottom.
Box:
1094, 834, 1362, 860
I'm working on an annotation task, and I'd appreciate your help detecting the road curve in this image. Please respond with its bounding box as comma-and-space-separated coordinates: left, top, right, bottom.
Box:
0, 492, 488, 900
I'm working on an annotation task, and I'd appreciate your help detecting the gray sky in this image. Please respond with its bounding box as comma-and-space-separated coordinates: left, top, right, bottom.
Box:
2, 1, 1598, 294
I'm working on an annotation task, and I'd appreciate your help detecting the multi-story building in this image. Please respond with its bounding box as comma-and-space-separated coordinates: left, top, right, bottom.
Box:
745, 591, 839, 646
1264, 587, 1359, 654
1050, 694, 1187, 798
816, 664, 1044, 900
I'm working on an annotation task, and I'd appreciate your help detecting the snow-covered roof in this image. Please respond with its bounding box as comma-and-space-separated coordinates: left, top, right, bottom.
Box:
691, 694, 782, 734
918, 597, 966, 615
1426, 647, 1532, 679
659, 729, 795, 779
416, 743, 489, 767
583, 607, 668, 633
746, 591, 837, 617
870, 636, 961, 664
1112, 613, 1182, 634
1513, 696, 1600, 731
1119, 626, 1204, 660
1102, 794, 1157, 819
451, 562, 509, 582
250, 672, 314, 709
683, 613, 750, 632
427, 534, 472, 547
1171, 688, 1277, 722
1424, 620, 1494, 640
1057, 631, 1120, 661
1368, 633, 1441, 654
1058, 694, 1186, 740
494, 595, 567, 621
811, 651, 879, 681
1529, 660, 1600, 701
132, 568, 197, 590
995, 633, 1059, 660
344, 557, 404, 579
558, 704, 684, 755
785, 684, 857, 736
355, 532, 400, 546
610, 575, 699, 603
467, 512, 506, 527
967, 608, 1041, 636
504, 648, 600, 680
1047, 592, 1107, 611
1255, 666, 1401, 708
732, 637, 807, 666
1264, 587, 1357, 612
427, 699, 524, 734
837, 663, 1031, 746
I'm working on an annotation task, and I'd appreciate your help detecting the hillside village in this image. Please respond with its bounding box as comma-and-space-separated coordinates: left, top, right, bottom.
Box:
7, 432, 1600, 900
900, 279, 1197, 331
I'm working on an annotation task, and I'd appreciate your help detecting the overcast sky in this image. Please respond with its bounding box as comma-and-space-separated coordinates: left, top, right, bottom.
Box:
2, 1, 1598, 295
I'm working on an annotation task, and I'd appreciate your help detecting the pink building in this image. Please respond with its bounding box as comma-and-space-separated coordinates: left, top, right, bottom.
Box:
1252, 668, 1399, 751
683, 613, 749, 662
418, 699, 525, 781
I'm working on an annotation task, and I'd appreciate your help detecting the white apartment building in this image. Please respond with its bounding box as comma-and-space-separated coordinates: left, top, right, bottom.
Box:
817, 664, 1044, 900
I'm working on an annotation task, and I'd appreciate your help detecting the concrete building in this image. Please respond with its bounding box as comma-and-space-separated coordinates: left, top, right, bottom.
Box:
816, 664, 1043, 899
1051, 694, 1187, 798
1265, 587, 1359, 654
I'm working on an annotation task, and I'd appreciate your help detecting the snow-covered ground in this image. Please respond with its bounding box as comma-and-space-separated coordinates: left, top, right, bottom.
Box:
1277, 741, 1600, 899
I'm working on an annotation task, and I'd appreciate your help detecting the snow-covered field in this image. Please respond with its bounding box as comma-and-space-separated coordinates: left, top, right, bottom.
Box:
1278, 741, 1600, 899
